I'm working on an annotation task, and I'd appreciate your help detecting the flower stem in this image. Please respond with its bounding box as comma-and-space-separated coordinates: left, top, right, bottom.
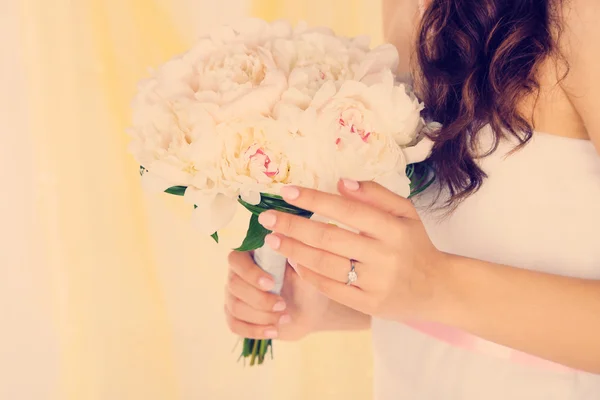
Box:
250, 339, 259, 366
241, 338, 272, 366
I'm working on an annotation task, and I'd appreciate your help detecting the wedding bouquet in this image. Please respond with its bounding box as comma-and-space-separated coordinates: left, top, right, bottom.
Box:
128, 18, 437, 366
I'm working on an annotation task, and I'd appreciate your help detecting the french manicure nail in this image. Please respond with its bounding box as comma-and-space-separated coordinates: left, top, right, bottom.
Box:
265, 329, 278, 338
258, 277, 275, 291
258, 212, 277, 228
265, 234, 281, 250
342, 178, 360, 191
279, 315, 292, 325
272, 301, 287, 312
281, 186, 300, 200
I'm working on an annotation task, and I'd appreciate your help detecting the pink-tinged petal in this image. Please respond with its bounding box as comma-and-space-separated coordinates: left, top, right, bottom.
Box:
404, 137, 434, 164
188, 191, 238, 235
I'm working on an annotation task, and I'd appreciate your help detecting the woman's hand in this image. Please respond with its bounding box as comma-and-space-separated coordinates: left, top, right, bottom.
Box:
224, 251, 331, 341
257, 179, 449, 323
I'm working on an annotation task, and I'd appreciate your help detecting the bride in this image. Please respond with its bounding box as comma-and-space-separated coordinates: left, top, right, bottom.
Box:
224, 0, 600, 398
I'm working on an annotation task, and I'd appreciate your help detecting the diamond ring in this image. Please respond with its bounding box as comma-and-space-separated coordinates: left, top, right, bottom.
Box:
346, 259, 358, 286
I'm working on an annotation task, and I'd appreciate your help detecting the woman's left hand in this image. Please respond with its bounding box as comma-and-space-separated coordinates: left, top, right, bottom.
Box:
257, 178, 449, 323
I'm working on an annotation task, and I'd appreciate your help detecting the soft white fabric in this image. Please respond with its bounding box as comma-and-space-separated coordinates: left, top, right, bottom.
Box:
372, 127, 600, 399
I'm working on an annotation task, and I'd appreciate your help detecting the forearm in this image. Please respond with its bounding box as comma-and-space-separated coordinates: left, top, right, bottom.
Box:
431, 253, 600, 374
315, 299, 371, 332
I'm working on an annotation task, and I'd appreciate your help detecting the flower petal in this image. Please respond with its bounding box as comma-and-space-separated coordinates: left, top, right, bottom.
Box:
141, 171, 176, 193
188, 191, 238, 235
310, 80, 337, 109
240, 190, 262, 205
404, 137, 435, 164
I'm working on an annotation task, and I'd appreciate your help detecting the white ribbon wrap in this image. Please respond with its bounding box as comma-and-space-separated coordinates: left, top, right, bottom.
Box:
253, 244, 287, 295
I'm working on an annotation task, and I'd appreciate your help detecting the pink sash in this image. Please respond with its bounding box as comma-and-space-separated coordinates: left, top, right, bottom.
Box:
404, 320, 574, 373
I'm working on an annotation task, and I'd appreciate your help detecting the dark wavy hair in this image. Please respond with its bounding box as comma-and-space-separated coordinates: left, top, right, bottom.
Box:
413, 0, 568, 211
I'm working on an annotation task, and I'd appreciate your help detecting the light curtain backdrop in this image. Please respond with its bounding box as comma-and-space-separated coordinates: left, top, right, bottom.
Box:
3, 0, 384, 399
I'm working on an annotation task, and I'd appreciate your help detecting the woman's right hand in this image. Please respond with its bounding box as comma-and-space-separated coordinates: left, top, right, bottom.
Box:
224, 250, 330, 341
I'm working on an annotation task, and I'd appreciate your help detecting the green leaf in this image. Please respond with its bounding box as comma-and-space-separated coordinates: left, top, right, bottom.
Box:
138, 166, 188, 196
405, 164, 415, 180
242, 339, 252, 357
234, 213, 272, 252
211, 232, 219, 243
237, 198, 267, 216
260, 193, 284, 201
408, 162, 436, 198
238, 195, 312, 218
165, 186, 187, 196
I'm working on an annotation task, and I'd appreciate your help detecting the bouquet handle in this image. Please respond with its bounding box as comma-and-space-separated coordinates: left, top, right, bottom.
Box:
239, 243, 287, 365
253, 244, 287, 295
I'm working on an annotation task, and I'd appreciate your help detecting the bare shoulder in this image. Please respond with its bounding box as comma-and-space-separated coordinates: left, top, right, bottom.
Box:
381, 0, 420, 76
560, 0, 600, 152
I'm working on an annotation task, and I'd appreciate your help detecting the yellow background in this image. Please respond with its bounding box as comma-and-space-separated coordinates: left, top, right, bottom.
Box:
3, 0, 384, 398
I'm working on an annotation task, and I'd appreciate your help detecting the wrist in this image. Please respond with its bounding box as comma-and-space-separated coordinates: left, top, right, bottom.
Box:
413, 251, 468, 327
315, 299, 371, 332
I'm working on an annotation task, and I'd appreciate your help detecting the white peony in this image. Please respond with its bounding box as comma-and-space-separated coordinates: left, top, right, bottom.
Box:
183, 116, 318, 235
128, 18, 437, 237
128, 98, 222, 191
128, 19, 292, 194
272, 23, 400, 109
216, 116, 298, 202
275, 73, 425, 197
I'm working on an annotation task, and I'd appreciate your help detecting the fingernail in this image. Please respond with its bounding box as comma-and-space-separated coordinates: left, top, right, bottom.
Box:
258, 277, 274, 291
342, 178, 360, 191
288, 259, 298, 268
258, 212, 277, 228
281, 186, 300, 201
265, 234, 281, 250
265, 329, 278, 338
272, 301, 287, 312
279, 315, 292, 325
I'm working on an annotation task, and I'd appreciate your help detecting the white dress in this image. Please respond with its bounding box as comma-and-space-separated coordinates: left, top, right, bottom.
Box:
371, 127, 600, 399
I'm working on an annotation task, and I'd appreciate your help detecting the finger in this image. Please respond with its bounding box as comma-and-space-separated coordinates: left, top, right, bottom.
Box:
225, 293, 288, 326
228, 251, 276, 292
227, 272, 287, 312
294, 264, 368, 312
258, 211, 382, 262
268, 233, 371, 288
224, 306, 279, 339
277, 185, 396, 240
337, 179, 420, 220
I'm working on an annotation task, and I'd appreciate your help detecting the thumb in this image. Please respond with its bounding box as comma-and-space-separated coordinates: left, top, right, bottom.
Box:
337, 179, 420, 220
